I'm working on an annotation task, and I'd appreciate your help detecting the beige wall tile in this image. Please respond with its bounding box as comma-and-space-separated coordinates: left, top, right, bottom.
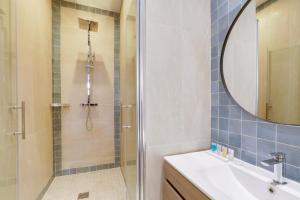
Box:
144, 0, 211, 199
145, 139, 210, 200
60, 7, 116, 169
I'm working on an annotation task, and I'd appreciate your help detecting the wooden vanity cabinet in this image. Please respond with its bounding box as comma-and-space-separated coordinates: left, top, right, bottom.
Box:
163, 162, 211, 200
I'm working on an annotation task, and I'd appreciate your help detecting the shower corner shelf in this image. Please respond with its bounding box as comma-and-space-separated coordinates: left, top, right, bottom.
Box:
50, 103, 70, 108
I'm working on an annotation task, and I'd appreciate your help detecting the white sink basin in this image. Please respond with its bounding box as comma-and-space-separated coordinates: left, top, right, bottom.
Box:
164, 151, 300, 200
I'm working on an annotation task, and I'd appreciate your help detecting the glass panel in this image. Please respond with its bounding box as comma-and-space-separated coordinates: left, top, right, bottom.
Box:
0, 0, 17, 199
125, 1, 137, 199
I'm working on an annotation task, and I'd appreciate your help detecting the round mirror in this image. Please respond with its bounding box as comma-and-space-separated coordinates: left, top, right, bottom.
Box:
221, 0, 300, 125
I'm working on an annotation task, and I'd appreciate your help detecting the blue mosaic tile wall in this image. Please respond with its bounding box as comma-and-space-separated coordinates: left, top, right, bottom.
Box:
211, 0, 300, 182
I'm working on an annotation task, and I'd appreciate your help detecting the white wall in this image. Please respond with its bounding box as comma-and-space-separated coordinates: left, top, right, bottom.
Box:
144, 0, 211, 199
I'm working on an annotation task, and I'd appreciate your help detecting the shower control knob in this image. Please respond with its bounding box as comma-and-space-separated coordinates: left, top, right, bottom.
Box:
81, 103, 98, 107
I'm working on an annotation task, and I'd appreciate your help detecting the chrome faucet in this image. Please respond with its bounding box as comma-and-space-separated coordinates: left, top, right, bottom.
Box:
261, 152, 287, 185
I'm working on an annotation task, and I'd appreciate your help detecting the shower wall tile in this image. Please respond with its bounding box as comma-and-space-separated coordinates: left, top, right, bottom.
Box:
211, 94, 218, 106
219, 80, 225, 92
219, 106, 229, 118
218, 15, 228, 31
211, 69, 219, 81
211, 46, 218, 58
114, 15, 121, 167
229, 105, 241, 119
52, 0, 62, 176
241, 121, 256, 137
211, 117, 218, 129
241, 150, 256, 165
229, 0, 241, 10
241, 135, 257, 153
219, 118, 228, 131
229, 133, 241, 148
211, 57, 219, 70
211, 82, 219, 93
277, 143, 300, 168
257, 139, 275, 158
229, 6, 241, 23
277, 125, 300, 147
229, 119, 241, 133
242, 110, 256, 121
219, 131, 229, 144
210, 0, 300, 183
212, 129, 218, 141
52, 0, 121, 176
286, 164, 300, 182
219, 93, 230, 105
257, 122, 276, 141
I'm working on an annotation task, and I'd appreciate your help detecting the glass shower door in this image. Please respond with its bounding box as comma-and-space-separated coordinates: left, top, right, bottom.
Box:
125, 5, 137, 199
0, 0, 18, 199
120, 0, 137, 199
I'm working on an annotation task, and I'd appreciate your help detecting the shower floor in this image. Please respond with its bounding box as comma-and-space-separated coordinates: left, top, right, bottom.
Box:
42, 168, 126, 200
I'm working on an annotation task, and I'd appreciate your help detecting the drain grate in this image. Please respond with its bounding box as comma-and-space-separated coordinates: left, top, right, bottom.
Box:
77, 192, 89, 199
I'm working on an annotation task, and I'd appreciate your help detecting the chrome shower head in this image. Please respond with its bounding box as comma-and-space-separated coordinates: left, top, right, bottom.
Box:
78, 18, 99, 32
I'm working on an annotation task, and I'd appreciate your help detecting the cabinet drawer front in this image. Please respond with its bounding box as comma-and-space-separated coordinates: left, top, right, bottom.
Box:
164, 162, 211, 200
163, 180, 183, 200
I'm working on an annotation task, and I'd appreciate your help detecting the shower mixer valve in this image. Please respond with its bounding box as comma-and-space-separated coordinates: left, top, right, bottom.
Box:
81, 102, 98, 107
87, 53, 95, 66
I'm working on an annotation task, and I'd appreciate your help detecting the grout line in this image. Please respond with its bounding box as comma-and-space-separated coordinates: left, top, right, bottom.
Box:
276, 141, 300, 150
286, 163, 300, 170
241, 149, 256, 156
257, 137, 275, 143
255, 117, 258, 166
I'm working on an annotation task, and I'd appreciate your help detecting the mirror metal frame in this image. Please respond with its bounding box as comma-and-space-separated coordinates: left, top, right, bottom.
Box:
220, 0, 253, 122
220, 0, 300, 126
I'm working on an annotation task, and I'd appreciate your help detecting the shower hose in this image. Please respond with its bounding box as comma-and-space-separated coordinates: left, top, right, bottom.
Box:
85, 104, 93, 131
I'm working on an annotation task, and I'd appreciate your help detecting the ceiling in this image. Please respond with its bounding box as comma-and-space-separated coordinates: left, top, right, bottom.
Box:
64, 0, 122, 12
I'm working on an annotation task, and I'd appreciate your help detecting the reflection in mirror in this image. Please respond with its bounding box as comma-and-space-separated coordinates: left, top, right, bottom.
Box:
222, 0, 300, 125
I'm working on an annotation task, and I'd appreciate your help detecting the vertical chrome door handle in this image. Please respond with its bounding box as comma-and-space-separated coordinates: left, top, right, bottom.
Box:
121, 104, 134, 129
21, 101, 26, 139
10, 101, 26, 139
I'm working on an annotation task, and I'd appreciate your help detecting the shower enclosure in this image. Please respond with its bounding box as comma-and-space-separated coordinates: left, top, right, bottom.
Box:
0, 0, 144, 199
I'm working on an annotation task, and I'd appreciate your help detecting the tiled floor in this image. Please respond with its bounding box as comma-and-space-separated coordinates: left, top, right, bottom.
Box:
42, 168, 126, 200
125, 165, 137, 200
